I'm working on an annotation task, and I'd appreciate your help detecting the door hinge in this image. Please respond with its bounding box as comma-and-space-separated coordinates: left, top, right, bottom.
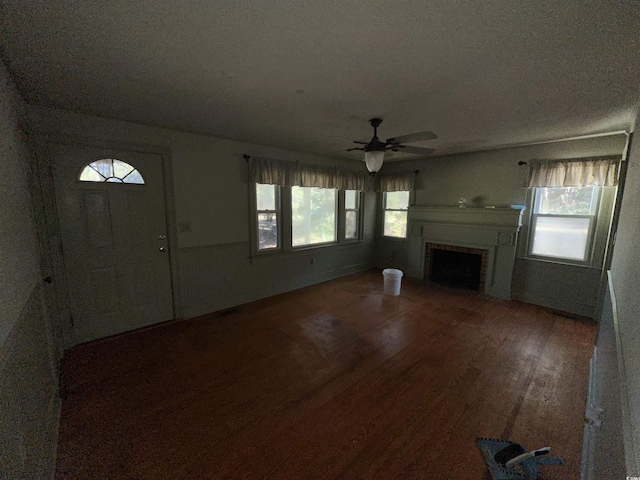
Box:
69, 315, 74, 327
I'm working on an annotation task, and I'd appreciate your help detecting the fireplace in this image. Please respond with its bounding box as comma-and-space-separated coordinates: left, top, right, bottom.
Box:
425, 243, 488, 292
406, 206, 524, 299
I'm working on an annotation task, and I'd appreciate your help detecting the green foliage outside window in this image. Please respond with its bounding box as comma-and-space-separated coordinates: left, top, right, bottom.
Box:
536, 186, 596, 215
292, 187, 336, 246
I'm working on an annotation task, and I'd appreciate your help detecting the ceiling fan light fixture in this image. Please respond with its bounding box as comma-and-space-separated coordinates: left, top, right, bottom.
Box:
348, 117, 437, 173
364, 150, 384, 173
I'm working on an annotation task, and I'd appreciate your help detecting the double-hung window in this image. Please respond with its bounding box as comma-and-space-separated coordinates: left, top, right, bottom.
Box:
253, 183, 363, 253
291, 186, 337, 247
344, 190, 360, 240
383, 191, 410, 238
529, 186, 599, 262
255, 184, 280, 251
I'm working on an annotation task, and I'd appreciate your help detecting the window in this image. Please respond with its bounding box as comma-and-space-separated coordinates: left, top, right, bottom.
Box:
252, 184, 362, 253
383, 191, 409, 238
256, 184, 280, 250
79, 159, 144, 184
292, 186, 336, 247
344, 190, 360, 239
529, 186, 599, 262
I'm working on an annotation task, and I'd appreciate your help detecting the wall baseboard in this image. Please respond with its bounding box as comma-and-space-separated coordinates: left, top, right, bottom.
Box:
511, 291, 595, 318
0, 283, 60, 480
182, 262, 373, 319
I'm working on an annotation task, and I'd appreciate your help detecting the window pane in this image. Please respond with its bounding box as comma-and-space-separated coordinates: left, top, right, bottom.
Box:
113, 160, 134, 178
123, 169, 145, 184
385, 191, 409, 210
345, 190, 358, 209
345, 211, 358, 239
90, 159, 113, 178
80, 159, 145, 184
384, 211, 408, 238
79, 166, 104, 182
256, 184, 276, 210
531, 216, 591, 260
536, 186, 596, 215
292, 187, 336, 246
257, 213, 278, 250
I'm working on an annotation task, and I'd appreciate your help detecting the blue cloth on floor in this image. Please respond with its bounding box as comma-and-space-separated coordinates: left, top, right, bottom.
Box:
475, 437, 565, 480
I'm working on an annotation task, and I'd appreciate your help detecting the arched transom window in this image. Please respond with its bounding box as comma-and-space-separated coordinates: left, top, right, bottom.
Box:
79, 159, 145, 184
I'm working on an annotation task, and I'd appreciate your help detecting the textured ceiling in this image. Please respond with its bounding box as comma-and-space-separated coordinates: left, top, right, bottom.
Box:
2, 0, 639, 161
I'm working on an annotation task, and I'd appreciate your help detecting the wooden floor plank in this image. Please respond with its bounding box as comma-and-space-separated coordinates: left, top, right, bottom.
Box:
56, 270, 595, 479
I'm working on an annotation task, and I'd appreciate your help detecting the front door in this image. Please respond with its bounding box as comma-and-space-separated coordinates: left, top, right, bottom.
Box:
51, 144, 174, 344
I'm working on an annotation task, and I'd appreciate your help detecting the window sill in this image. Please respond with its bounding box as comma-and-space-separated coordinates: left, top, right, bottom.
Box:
517, 255, 601, 270
253, 239, 365, 258
378, 235, 408, 243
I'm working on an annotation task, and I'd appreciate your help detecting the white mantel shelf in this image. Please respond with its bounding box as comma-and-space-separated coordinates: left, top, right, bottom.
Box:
406, 206, 526, 300
408, 206, 525, 228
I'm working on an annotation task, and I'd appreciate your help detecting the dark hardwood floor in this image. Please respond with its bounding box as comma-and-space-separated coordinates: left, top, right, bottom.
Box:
56, 270, 595, 479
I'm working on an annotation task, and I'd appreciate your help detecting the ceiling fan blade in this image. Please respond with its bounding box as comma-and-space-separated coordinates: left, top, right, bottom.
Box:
346, 147, 365, 152
387, 130, 438, 144
391, 145, 436, 155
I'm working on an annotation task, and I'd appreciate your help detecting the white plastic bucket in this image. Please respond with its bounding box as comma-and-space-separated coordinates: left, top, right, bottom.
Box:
382, 268, 404, 296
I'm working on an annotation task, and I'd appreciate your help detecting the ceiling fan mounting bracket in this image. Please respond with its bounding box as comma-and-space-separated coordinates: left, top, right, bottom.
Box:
369, 118, 383, 129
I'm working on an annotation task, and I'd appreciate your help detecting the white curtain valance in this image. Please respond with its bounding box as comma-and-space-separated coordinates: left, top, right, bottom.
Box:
248, 157, 289, 186
248, 156, 371, 191
527, 156, 621, 188
376, 171, 416, 192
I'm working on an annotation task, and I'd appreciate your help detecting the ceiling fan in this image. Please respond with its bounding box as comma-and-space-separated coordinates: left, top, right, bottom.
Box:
347, 118, 437, 173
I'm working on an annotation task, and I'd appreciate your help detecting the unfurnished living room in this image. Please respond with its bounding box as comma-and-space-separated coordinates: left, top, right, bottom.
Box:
1, 2, 639, 479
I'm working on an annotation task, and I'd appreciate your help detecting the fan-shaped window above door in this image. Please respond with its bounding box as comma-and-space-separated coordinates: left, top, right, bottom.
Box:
79, 159, 145, 184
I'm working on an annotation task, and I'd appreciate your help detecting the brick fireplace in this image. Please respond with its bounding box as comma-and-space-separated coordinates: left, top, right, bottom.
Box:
425, 243, 488, 292
405, 206, 524, 299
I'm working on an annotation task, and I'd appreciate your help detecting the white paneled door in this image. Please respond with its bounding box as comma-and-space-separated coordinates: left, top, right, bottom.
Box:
51, 144, 174, 344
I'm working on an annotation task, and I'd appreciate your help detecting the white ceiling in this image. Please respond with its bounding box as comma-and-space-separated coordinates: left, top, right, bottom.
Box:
2, 0, 640, 161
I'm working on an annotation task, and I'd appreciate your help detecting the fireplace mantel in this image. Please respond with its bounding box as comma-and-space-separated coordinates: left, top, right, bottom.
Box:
406, 206, 525, 299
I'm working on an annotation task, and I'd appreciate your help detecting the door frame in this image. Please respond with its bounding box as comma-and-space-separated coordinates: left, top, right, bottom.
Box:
28, 132, 182, 349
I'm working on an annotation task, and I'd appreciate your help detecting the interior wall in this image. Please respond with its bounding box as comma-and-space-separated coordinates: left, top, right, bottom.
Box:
374, 135, 627, 316
26, 106, 376, 323
608, 116, 640, 473
581, 275, 627, 479
0, 62, 59, 479
0, 64, 40, 345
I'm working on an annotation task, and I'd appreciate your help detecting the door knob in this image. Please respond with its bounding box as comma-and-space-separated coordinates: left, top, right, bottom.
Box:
159, 247, 166, 252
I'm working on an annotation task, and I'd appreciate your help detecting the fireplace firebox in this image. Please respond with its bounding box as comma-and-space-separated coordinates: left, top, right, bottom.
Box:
425, 243, 488, 292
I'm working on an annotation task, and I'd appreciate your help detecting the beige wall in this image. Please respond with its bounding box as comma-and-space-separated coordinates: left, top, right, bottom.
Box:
26, 106, 376, 325
26, 105, 365, 248
375, 135, 627, 316
0, 63, 41, 345
385, 136, 626, 207
0, 61, 59, 480
609, 115, 640, 473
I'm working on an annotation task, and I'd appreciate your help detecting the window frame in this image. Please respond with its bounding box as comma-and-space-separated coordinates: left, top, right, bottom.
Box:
381, 190, 410, 239
525, 185, 603, 266
342, 189, 363, 243
254, 183, 282, 252
77, 158, 146, 185
250, 184, 364, 255
291, 186, 338, 249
